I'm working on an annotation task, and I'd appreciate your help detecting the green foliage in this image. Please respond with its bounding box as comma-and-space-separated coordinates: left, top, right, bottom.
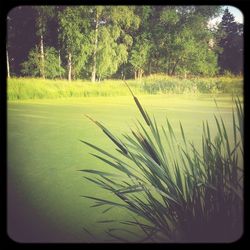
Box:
194, 6, 222, 21
34, 6, 55, 37
44, 47, 65, 79
58, 6, 92, 78
154, 7, 220, 76
96, 26, 128, 79
8, 6, 243, 78
160, 8, 179, 25
81, 85, 243, 242
21, 47, 41, 77
21, 47, 64, 79
91, 6, 140, 80
111, 6, 140, 30
129, 35, 152, 72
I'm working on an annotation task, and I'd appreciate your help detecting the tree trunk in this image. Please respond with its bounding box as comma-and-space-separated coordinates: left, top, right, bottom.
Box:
68, 52, 72, 81
91, 10, 99, 82
148, 61, 151, 76
171, 59, 180, 76
6, 49, 10, 78
139, 69, 143, 80
166, 57, 171, 76
166, 62, 170, 75
134, 70, 137, 80
40, 35, 45, 79
58, 50, 61, 79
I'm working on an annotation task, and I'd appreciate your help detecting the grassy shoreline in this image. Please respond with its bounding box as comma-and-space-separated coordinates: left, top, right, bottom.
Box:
7, 75, 243, 101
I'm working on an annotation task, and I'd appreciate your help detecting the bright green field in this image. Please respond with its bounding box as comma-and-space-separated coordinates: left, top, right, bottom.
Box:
7, 94, 240, 242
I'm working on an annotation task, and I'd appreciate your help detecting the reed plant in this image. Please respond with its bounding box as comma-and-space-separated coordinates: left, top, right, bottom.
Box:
81, 81, 243, 242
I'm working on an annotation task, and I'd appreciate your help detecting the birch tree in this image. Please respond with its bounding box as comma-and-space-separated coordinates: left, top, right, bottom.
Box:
6, 49, 10, 78
58, 6, 91, 81
34, 6, 55, 79
89, 6, 140, 81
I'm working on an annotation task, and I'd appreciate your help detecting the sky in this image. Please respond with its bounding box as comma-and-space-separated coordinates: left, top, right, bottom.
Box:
227, 5, 244, 23
209, 5, 244, 27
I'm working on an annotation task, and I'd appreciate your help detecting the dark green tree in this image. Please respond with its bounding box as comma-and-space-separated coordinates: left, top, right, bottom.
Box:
218, 8, 243, 75
129, 34, 152, 80
150, 6, 221, 76
128, 6, 153, 79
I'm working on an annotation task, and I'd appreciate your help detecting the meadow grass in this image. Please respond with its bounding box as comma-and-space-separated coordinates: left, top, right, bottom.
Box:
7, 75, 243, 100
143, 75, 243, 94
7, 78, 142, 100
7, 94, 242, 242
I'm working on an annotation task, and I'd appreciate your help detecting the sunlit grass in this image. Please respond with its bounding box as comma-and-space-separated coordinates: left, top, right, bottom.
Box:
7, 75, 243, 100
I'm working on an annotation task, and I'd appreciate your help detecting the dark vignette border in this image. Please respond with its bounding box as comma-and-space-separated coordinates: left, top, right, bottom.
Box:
0, 0, 248, 247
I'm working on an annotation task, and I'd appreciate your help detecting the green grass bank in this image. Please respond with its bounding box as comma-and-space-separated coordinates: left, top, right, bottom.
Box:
7, 75, 243, 100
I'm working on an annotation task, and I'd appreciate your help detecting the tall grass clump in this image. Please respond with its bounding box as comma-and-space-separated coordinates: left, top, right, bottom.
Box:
7, 78, 142, 100
80, 80, 243, 242
142, 74, 243, 95
8, 76, 243, 100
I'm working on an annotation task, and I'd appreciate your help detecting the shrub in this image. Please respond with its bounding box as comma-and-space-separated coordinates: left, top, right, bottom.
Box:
21, 47, 65, 79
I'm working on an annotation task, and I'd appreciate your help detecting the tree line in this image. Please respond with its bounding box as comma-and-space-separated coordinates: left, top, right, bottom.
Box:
7, 6, 243, 81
